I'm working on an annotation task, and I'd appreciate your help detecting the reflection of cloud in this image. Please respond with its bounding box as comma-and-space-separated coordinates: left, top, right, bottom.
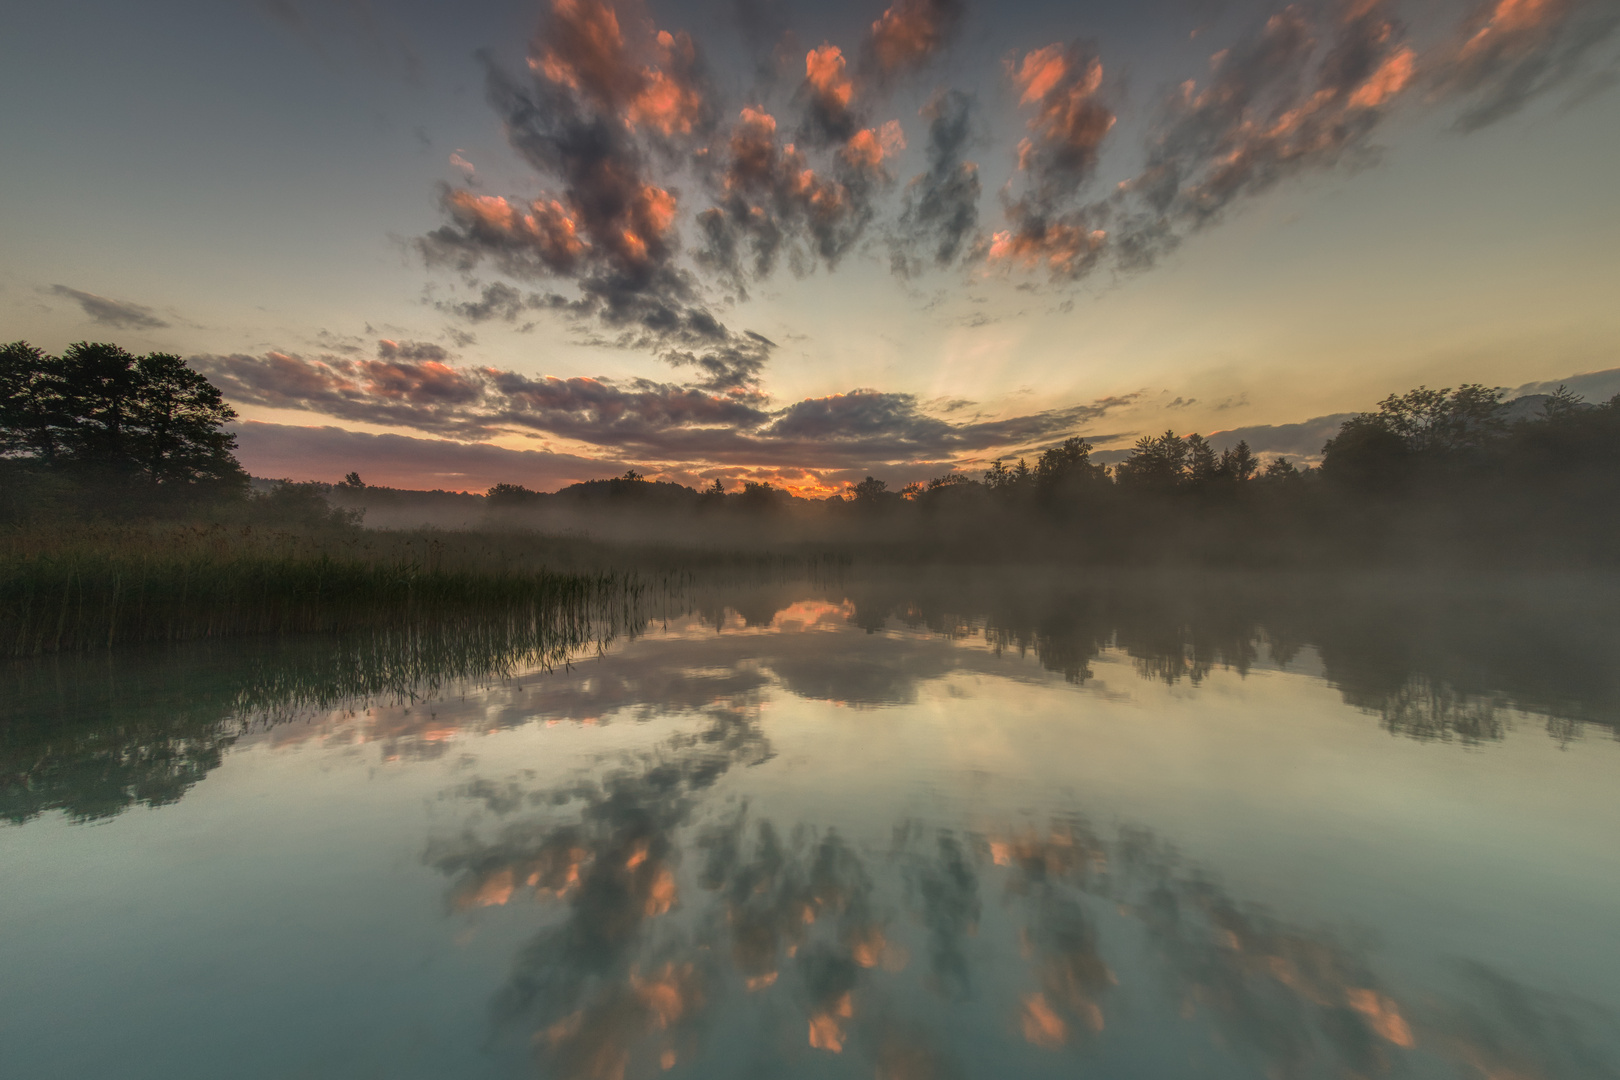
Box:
430, 746, 1620, 1080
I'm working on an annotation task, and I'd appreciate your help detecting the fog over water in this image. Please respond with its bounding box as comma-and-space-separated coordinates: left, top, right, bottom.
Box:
3, 571, 1618, 1079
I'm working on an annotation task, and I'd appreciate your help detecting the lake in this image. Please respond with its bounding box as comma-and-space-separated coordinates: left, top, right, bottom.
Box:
4, 571, 1618, 1079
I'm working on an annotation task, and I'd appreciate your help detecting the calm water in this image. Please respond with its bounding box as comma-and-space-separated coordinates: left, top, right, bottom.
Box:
4, 573, 1619, 1080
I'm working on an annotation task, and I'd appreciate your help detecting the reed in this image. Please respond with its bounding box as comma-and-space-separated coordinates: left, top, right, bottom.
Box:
0, 522, 641, 656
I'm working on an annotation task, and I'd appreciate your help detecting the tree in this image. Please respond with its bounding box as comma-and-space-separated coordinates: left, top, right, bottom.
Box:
486, 482, 540, 506
1185, 434, 1220, 487
340, 471, 366, 489
129, 352, 242, 485
1034, 437, 1103, 497
1219, 440, 1258, 482
0, 341, 64, 460
2, 340, 244, 488
1116, 431, 1188, 490
58, 341, 142, 467
1261, 457, 1300, 482
851, 475, 889, 505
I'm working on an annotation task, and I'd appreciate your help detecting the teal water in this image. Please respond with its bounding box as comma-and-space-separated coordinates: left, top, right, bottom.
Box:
3, 576, 1618, 1079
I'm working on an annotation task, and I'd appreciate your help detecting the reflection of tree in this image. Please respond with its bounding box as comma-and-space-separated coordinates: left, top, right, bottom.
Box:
826, 573, 1619, 745
10, 571, 1617, 827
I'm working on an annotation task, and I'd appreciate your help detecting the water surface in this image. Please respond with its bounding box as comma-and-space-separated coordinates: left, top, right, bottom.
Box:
4, 574, 1618, 1079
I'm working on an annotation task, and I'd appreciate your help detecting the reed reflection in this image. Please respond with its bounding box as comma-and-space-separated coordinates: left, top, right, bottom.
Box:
6, 571, 1617, 827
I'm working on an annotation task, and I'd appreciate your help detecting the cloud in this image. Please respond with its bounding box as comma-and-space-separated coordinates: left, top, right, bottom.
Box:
985, 42, 1116, 279
1510, 366, 1620, 403
195, 350, 1137, 472
416, 1, 776, 392
1202, 412, 1357, 460
193, 351, 495, 437
865, 0, 963, 77
891, 89, 981, 274
376, 338, 450, 361
48, 285, 170, 330
695, 106, 899, 293
232, 420, 625, 490
1426, 0, 1620, 132
993, 0, 1614, 284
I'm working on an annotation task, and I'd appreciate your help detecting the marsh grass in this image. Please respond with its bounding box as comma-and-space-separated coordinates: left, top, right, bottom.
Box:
0, 523, 650, 655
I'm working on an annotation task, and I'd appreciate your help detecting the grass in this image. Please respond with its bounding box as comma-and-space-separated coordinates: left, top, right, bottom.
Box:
0, 523, 645, 656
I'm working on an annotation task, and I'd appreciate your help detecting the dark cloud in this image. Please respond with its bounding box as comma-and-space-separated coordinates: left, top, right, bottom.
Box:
416, 2, 770, 394
193, 350, 492, 437
376, 338, 449, 361
696, 106, 902, 295
1510, 366, 1620, 404
891, 89, 981, 275
986, 41, 1116, 278
48, 284, 170, 330
434, 282, 557, 324
1427, 0, 1620, 132
196, 350, 1136, 471
1202, 412, 1357, 461
863, 0, 963, 79
999, 0, 1614, 284
231, 420, 624, 490
1123, 3, 1401, 233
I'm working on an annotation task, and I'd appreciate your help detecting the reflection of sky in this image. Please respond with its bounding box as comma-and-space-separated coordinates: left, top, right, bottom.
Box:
2, 594, 1619, 1078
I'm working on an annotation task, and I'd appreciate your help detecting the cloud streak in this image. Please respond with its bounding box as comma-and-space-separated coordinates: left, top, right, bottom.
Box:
49, 285, 170, 330
193, 350, 1137, 472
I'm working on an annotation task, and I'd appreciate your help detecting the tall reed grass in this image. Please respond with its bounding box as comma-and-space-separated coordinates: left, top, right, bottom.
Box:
0, 523, 640, 655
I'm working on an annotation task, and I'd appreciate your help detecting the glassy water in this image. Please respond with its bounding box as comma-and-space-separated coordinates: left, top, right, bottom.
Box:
4, 573, 1619, 1080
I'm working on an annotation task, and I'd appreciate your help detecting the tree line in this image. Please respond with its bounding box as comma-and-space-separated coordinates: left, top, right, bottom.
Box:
7, 338, 1618, 560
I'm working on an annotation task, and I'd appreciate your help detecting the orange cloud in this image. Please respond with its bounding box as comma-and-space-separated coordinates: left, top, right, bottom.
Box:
806, 44, 853, 109
1012, 45, 1115, 164
868, 0, 962, 74
840, 120, 906, 169
628, 67, 703, 134
444, 190, 589, 271
987, 222, 1106, 276
1349, 45, 1415, 108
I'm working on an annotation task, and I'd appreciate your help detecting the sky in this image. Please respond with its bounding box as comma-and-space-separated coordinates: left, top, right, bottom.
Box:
2, 0, 1618, 493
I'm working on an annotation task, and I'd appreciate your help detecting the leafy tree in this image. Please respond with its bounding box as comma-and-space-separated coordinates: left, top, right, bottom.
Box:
852, 475, 889, 505
0, 341, 63, 459
1116, 431, 1188, 490
1033, 437, 1103, 496
340, 471, 366, 489
2, 340, 243, 489
486, 482, 540, 507
129, 351, 242, 485
58, 341, 142, 466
